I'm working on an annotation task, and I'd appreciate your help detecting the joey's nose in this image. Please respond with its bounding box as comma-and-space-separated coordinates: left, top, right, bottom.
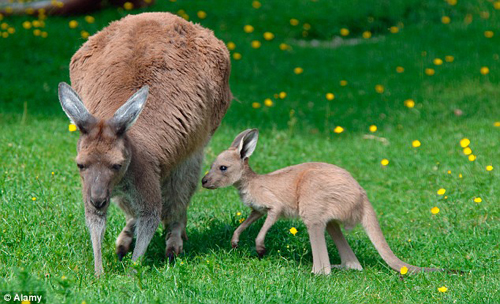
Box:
201, 177, 208, 185
90, 197, 108, 209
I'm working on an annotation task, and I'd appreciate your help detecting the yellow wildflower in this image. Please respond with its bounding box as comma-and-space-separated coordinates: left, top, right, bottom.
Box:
460, 138, 470, 148
400, 266, 408, 275
22, 21, 32, 29
412, 140, 421, 148
468, 154, 476, 161
290, 227, 298, 235
243, 25, 254, 33
69, 124, 77, 132
441, 16, 451, 24
425, 68, 435, 76
232, 52, 242, 60
290, 19, 299, 26
123, 2, 133, 10
362, 31, 371, 39
85, 15, 95, 23
252, 1, 261, 9
485, 30, 494, 38
333, 126, 344, 134
480, 67, 489, 75
433, 58, 443, 65
81, 30, 89, 39
438, 286, 448, 293
431, 207, 440, 214
389, 26, 399, 33
197, 11, 207, 19
251, 40, 261, 48
263, 32, 274, 40
463, 147, 472, 155
326, 93, 335, 100
69, 20, 78, 29
294, 67, 303, 74
340, 28, 349, 36
494, 121, 500, 127
375, 85, 384, 93
369, 125, 377, 132
252, 102, 261, 109
437, 188, 446, 195
227, 41, 236, 50
396, 66, 404, 73
381, 159, 389, 166
279, 92, 287, 99
404, 99, 415, 108
474, 197, 482, 203
486, 165, 493, 171
445, 55, 454, 62
340, 80, 348, 86
264, 98, 273, 107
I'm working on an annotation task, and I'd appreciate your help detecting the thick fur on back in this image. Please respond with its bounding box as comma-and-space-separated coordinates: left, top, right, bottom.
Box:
69, 12, 232, 174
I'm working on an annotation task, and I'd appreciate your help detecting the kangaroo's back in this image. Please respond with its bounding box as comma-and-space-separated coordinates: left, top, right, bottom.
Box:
69, 12, 232, 166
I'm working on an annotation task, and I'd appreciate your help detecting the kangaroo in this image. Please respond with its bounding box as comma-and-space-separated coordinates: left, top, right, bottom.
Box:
202, 129, 443, 275
58, 12, 232, 276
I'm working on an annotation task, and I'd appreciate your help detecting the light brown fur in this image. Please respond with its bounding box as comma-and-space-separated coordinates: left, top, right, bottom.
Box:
58, 12, 232, 276
202, 129, 443, 275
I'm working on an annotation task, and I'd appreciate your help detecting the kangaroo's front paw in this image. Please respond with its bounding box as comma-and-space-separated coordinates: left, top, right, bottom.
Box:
166, 236, 183, 263
256, 245, 266, 259
231, 239, 239, 249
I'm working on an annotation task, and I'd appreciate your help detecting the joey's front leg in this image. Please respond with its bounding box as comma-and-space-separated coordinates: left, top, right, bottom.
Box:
255, 211, 279, 258
231, 210, 263, 248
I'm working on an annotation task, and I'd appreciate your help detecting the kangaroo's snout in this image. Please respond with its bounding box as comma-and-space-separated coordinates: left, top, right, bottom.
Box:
201, 176, 208, 185
90, 197, 109, 209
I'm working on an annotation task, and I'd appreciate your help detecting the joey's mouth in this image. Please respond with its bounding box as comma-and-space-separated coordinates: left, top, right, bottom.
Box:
202, 184, 217, 189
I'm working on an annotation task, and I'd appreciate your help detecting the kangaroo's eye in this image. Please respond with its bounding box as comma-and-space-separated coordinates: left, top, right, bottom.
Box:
111, 164, 122, 171
219, 165, 227, 171
77, 163, 86, 170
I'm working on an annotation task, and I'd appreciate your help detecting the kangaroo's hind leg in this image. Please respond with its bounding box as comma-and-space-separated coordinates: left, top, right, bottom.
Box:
326, 221, 362, 271
161, 149, 204, 261
306, 222, 331, 275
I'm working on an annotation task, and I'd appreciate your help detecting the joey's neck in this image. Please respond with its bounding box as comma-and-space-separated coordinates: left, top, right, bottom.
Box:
234, 161, 259, 193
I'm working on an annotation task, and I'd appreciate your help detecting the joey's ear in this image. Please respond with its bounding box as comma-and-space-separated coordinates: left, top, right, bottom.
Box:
231, 129, 259, 159
110, 85, 149, 135
58, 82, 96, 133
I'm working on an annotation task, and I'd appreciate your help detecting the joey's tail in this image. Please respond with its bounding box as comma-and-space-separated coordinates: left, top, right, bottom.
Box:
361, 198, 443, 273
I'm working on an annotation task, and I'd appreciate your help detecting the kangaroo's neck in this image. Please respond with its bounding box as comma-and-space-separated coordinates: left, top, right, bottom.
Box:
234, 160, 259, 192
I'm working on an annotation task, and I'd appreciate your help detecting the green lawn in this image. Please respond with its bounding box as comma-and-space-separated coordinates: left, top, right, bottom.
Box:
1, 0, 499, 303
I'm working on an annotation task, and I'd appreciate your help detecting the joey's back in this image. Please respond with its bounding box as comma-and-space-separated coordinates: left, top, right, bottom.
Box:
70, 12, 232, 168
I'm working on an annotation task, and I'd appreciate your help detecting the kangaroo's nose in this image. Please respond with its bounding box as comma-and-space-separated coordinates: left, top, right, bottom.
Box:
201, 177, 208, 185
90, 197, 108, 209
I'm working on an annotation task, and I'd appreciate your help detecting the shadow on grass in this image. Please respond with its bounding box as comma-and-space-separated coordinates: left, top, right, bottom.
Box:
138, 217, 390, 273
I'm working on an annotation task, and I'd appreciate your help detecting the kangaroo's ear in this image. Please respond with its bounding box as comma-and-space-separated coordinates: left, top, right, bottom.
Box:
231, 129, 259, 159
58, 82, 96, 134
110, 85, 149, 135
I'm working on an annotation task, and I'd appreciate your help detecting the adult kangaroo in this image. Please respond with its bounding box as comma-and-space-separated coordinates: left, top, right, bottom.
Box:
58, 12, 232, 276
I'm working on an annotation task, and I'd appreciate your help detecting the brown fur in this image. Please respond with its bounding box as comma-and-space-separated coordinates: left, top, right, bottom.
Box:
59, 12, 232, 276
202, 129, 443, 275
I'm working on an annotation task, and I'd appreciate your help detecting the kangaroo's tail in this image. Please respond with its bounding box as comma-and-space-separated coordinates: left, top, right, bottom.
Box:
361, 197, 444, 273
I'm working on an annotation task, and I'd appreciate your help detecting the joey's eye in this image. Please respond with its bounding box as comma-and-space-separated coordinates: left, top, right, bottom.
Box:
77, 163, 86, 170
111, 164, 122, 171
219, 165, 227, 171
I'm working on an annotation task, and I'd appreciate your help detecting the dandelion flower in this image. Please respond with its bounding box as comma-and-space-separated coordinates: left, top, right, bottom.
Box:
389, 26, 399, 33
33, 29, 41, 36
32, 197, 36, 201
375, 85, 384, 93
243, 25, 254, 33
431, 206, 440, 214
252, 102, 261, 109
290, 227, 298, 235
463, 147, 472, 155
294, 67, 303, 74
438, 286, 448, 293
447, 0, 457, 5
474, 197, 482, 203
85, 15, 95, 23
69, 124, 77, 132
232, 52, 242, 60
396, 66, 404, 73
264, 98, 273, 107
400, 266, 408, 275
486, 165, 493, 171
236, 212, 241, 216
494, 121, 500, 127
279, 92, 287, 99
239, 218, 245, 223
433, 58, 443, 65
445, 55, 454, 62
425, 68, 435, 76
480, 67, 489, 75
340, 80, 348, 86
22, 21, 32, 29
412, 140, 421, 148
333, 126, 344, 134
197, 11, 207, 19
123, 2, 133, 10
69, 20, 78, 28
279, 43, 290, 51
404, 99, 415, 108
441, 16, 451, 24
251, 40, 261, 48
485, 30, 494, 38
468, 154, 476, 161
252, 1, 261, 9
381, 159, 389, 166
81, 30, 89, 39
290, 19, 299, 26
326, 93, 335, 100
303, 23, 311, 30
460, 138, 470, 148
369, 125, 377, 132
263, 32, 274, 40
340, 28, 349, 36
459, 173, 463, 178
437, 188, 446, 195
362, 31, 371, 39
227, 41, 236, 50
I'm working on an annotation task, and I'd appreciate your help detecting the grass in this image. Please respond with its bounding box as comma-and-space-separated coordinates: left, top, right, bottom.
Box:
1, 0, 499, 303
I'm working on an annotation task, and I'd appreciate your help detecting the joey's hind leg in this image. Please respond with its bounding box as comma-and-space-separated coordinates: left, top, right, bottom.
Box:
306, 222, 331, 275
162, 151, 203, 261
326, 221, 362, 271
114, 196, 136, 261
